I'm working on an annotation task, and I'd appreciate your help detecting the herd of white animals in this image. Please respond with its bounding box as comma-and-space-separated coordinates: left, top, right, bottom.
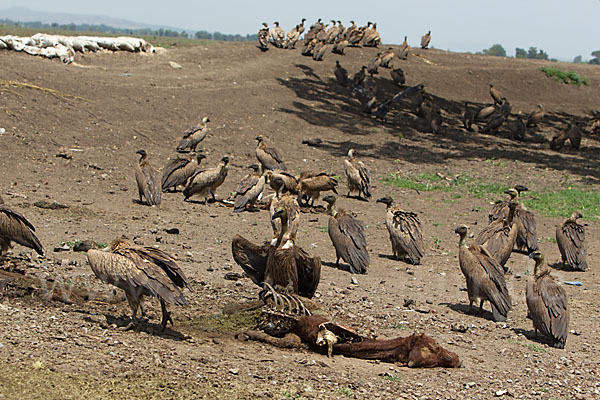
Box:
0, 33, 153, 63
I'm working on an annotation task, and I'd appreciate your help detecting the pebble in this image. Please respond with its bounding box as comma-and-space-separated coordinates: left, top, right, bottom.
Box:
495, 389, 508, 396
229, 368, 239, 375
169, 61, 182, 69
350, 277, 359, 285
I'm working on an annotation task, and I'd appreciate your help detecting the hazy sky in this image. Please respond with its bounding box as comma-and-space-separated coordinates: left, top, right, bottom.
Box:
2, 0, 600, 60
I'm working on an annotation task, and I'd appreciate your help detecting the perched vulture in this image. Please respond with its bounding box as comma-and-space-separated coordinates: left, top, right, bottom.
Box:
376, 197, 424, 265
296, 172, 338, 206
86, 239, 189, 331
362, 22, 381, 47
258, 23, 270, 51
183, 156, 229, 203
420, 31, 431, 49
489, 187, 538, 253
526, 251, 569, 348
334, 60, 349, 87
176, 116, 210, 153
508, 115, 526, 140
332, 36, 348, 55
343, 149, 371, 199
474, 201, 518, 268
0, 198, 44, 259
312, 42, 329, 61
462, 102, 476, 131
161, 153, 206, 192
455, 225, 512, 322
379, 47, 395, 68
390, 68, 406, 86
135, 149, 162, 206
323, 195, 369, 274
526, 104, 544, 127
344, 21, 357, 40
476, 104, 496, 122
256, 135, 287, 172
233, 164, 265, 213
489, 83, 504, 105
270, 21, 286, 48
397, 36, 409, 60
556, 211, 587, 271
367, 52, 382, 76
347, 24, 365, 46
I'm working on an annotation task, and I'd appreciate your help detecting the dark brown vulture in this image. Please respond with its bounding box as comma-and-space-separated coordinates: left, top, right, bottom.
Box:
526, 251, 570, 348
489, 187, 538, 253
526, 104, 544, 127
258, 23, 270, 51
455, 225, 512, 322
556, 211, 587, 271
255, 136, 287, 172
135, 149, 162, 206
463, 102, 476, 131
474, 201, 518, 269
86, 239, 189, 331
233, 164, 265, 213
376, 197, 424, 265
323, 195, 369, 274
420, 30, 431, 49
0, 197, 44, 260
334, 60, 349, 87
161, 153, 206, 192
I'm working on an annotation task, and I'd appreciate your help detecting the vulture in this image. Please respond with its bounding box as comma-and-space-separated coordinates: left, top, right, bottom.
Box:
312, 42, 329, 61
285, 19, 305, 48
347, 25, 366, 46
87, 239, 189, 331
255, 135, 287, 172
556, 211, 587, 271
376, 197, 424, 265
325, 20, 340, 43
135, 149, 162, 206
352, 66, 367, 87
233, 164, 265, 213
526, 104, 544, 127
489, 84, 504, 105
231, 207, 321, 298
343, 149, 371, 199
332, 36, 349, 55
379, 48, 395, 68
269, 178, 300, 248
367, 53, 382, 76
323, 195, 369, 274
397, 36, 409, 60
474, 201, 518, 268
161, 153, 206, 192
344, 21, 357, 40
481, 113, 506, 133
0, 197, 44, 259
455, 225, 512, 322
508, 115, 526, 140
420, 31, 431, 49
334, 60, 349, 87
476, 104, 496, 122
390, 67, 406, 86
489, 187, 538, 253
270, 21, 286, 48
362, 22, 381, 47
183, 156, 229, 203
550, 124, 582, 151
462, 102, 476, 131
296, 172, 338, 206
265, 170, 298, 195
258, 23, 270, 51
499, 98, 511, 117
176, 116, 210, 153
526, 251, 570, 348
301, 39, 317, 57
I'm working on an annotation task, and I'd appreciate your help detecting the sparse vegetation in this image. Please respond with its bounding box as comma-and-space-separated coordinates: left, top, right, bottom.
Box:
383, 374, 402, 382
482, 44, 506, 57
510, 339, 547, 353
336, 387, 353, 397
539, 67, 589, 86
522, 188, 600, 218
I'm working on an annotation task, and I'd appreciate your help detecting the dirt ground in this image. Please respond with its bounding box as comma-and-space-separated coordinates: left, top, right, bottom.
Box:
0, 38, 599, 400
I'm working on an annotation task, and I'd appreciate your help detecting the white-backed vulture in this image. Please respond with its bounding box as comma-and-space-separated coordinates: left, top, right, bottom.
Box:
256, 135, 287, 171
489, 83, 504, 105
550, 124, 582, 151
312, 42, 329, 61
269, 181, 300, 248
344, 149, 371, 199
420, 31, 431, 49
376, 197, 424, 265
176, 116, 210, 153
323, 195, 369, 274
379, 47, 395, 68
526, 251, 569, 348
161, 153, 206, 192
296, 172, 338, 206
258, 23, 270, 51
344, 21, 357, 40
476, 104, 496, 122
86, 239, 189, 331
367, 52, 382, 76
474, 201, 517, 269
135, 149, 162, 206
526, 104, 544, 127
556, 211, 587, 271
508, 115, 526, 140
397, 36, 409, 60
334, 60, 349, 87
183, 156, 229, 203
325, 20, 340, 43
270, 21, 286, 48
362, 22, 380, 47
481, 113, 506, 133
489, 187, 538, 253
455, 225, 512, 322
285, 20, 305, 49
347, 25, 366, 46
332, 36, 349, 55
265, 170, 298, 195
0, 198, 44, 259
233, 164, 265, 213
390, 67, 406, 86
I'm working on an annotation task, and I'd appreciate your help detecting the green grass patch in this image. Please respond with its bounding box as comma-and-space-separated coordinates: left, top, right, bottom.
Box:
510, 339, 547, 353
540, 67, 589, 86
383, 374, 402, 382
523, 188, 600, 219
318, 226, 329, 233
336, 387, 353, 397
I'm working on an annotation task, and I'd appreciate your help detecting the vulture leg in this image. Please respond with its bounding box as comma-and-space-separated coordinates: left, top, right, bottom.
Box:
469, 300, 474, 314
479, 299, 485, 314
121, 292, 142, 331
160, 299, 173, 332
335, 254, 341, 268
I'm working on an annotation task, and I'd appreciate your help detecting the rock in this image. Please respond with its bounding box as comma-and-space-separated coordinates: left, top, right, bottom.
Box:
452, 324, 468, 333
73, 240, 98, 252
403, 298, 415, 308
169, 61, 182, 69
56, 146, 73, 159
224, 272, 243, 281
495, 389, 508, 396
228, 368, 239, 375
165, 228, 179, 235
350, 277, 359, 285
34, 200, 69, 210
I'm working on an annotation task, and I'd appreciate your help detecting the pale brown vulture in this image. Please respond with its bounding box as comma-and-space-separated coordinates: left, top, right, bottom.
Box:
183, 156, 229, 203
176, 116, 210, 153
489, 187, 538, 253
0, 197, 44, 259
474, 201, 518, 268
344, 149, 371, 199
161, 153, 206, 192
376, 197, 424, 265
420, 31, 431, 49
135, 149, 162, 206
296, 172, 338, 206
255, 136, 287, 171
233, 164, 265, 213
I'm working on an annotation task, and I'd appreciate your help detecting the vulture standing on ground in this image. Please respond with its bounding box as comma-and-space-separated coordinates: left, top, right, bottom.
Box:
508, 114, 526, 140
352, 66, 367, 87
347, 24, 366, 46
367, 53, 382, 75
176, 116, 210, 153
489, 84, 504, 105
379, 48, 395, 68
334, 60, 349, 87
269, 176, 301, 247
233, 164, 265, 213
556, 212, 587, 271
183, 156, 229, 203
296, 172, 338, 206
526, 251, 569, 348
323, 195, 369, 274
526, 104, 544, 127
161, 153, 206, 192
550, 124, 582, 150
489, 187, 538, 253
463, 102, 476, 131
86, 239, 189, 331
397, 36, 409, 59
476, 104, 496, 122
332, 35, 349, 55
285, 19, 305, 48
376, 197, 424, 265
343, 149, 371, 199
270, 21, 286, 48
362, 22, 381, 47
420, 31, 431, 49
390, 67, 406, 86
265, 170, 298, 195
255, 135, 287, 172
135, 149, 162, 206
455, 225, 512, 322
474, 201, 518, 268
0, 197, 44, 259
258, 23, 270, 51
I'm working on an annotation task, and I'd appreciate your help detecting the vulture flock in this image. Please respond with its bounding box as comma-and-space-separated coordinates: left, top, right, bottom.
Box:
0, 20, 593, 360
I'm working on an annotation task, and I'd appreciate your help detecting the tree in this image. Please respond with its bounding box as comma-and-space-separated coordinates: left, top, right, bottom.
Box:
482, 44, 506, 57
515, 48, 527, 58
573, 55, 582, 63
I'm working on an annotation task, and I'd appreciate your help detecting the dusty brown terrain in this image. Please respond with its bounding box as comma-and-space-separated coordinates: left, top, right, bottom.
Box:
0, 39, 599, 399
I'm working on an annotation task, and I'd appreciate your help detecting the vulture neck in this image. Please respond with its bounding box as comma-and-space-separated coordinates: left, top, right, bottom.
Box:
458, 232, 467, 248
275, 215, 289, 248
138, 154, 147, 163
533, 256, 546, 277
504, 205, 516, 226
326, 203, 338, 218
